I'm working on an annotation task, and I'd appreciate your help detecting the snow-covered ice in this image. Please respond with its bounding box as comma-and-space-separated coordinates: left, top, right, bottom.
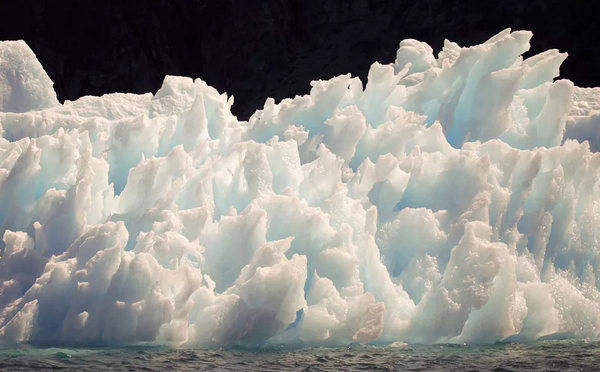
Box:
1, 29, 600, 346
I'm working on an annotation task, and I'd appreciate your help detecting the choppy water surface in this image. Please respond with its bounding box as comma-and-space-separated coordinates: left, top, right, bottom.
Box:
0, 341, 597, 371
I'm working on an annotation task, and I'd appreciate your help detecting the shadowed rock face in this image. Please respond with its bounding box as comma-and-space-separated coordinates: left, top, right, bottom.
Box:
1, 0, 598, 120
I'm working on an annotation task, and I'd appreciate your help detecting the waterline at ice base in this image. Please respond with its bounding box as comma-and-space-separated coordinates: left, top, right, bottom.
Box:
1, 28, 600, 347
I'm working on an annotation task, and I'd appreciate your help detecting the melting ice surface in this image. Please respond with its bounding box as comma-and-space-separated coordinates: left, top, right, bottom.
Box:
1, 29, 600, 347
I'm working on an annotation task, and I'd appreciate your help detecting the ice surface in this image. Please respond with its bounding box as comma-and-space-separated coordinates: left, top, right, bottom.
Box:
0, 41, 59, 113
1, 29, 600, 346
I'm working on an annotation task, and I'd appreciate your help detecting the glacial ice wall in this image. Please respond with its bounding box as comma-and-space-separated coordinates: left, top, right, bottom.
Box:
1, 29, 600, 346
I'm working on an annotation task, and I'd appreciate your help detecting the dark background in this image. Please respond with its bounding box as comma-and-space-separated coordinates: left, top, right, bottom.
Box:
1, 0, 598, 120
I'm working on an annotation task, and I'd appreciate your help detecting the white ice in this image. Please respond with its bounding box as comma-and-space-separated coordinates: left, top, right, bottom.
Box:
1, 30, 600, 346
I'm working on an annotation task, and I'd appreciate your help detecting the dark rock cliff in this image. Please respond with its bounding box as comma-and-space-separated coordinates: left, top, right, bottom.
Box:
1, 0, 598, 120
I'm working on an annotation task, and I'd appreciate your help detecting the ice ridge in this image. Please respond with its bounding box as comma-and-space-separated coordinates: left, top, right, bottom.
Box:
1, 30, 600, 346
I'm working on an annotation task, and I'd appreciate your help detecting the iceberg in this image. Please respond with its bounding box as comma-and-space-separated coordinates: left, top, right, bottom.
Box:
1, 29, 600, 346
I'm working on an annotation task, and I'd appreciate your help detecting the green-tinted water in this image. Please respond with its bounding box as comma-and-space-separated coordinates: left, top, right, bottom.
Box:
0, 340, 596, 371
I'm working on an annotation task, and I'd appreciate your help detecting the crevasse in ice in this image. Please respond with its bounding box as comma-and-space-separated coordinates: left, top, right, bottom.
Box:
1, 29, 600, 346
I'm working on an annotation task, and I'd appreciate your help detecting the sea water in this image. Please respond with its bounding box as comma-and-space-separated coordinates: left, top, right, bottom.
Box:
0, 341, 595, 371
